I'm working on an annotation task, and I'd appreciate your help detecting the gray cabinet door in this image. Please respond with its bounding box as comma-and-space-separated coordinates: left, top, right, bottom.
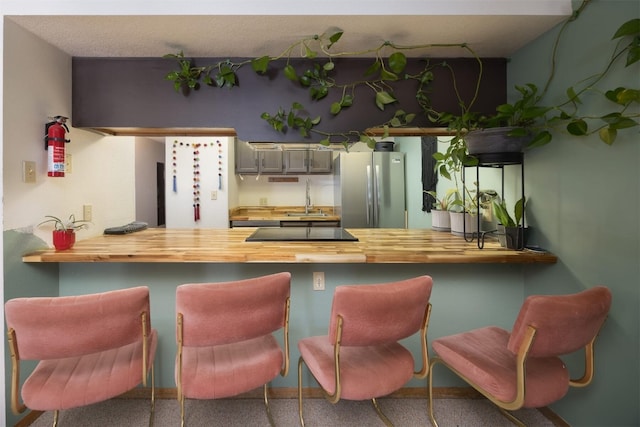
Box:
235, 141, 258, 173
259, 150, 283, 173
309, 151, 332, 173
284, 151, 308, 174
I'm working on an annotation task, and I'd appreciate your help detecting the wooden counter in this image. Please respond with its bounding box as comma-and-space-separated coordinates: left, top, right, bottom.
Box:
23, 228, 557, 264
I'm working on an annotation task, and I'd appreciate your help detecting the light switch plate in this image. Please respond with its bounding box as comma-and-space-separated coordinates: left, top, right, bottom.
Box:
22, 160, 36, 183
65, 153, 72, 174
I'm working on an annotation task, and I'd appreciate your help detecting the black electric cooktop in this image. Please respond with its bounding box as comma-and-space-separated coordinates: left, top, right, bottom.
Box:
245, 227, 358, 242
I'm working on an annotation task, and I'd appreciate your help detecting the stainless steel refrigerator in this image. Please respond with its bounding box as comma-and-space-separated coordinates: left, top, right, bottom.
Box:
334, 151, 406, 228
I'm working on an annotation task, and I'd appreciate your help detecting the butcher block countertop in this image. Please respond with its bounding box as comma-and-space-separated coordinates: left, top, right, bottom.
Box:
23, 228, 558, 264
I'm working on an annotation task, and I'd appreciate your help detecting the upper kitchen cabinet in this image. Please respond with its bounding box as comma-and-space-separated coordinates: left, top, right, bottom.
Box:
284, 150, 332, 174
235, 142, 283, 174
259, 150, 283, 174
235, 140, 259, 173
283, 150, 307, 174
308, 150, 333, 173
236, 141, 332, 175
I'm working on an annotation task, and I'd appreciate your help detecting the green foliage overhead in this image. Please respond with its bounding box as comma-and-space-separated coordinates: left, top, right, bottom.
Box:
162, 6, 638, 156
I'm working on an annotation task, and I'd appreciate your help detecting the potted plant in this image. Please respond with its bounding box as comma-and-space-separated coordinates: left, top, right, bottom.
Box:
433, 10, 639, 179
425, 188, 458, 231
447, 184, 479, 238
38, 214, 91, 250
493, 197, 527, 250
164, 4, 638, 152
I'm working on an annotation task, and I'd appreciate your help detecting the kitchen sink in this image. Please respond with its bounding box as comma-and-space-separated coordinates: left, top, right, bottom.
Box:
285, 211, 327, 217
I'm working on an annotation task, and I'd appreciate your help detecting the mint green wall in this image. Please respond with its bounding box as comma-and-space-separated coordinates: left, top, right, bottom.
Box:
3, 231, 59, 426
56, 262, 530, 391
510, 1, 639, 425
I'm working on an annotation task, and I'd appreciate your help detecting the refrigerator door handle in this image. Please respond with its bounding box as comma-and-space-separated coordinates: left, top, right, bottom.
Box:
374, 164, 381, 227
366, 165, 372, 226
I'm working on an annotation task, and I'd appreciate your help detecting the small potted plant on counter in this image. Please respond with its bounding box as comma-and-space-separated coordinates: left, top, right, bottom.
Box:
493, 197, 527, 250
425, 189, 458, 232
448, 185, 480, 238
38, 214, 91, 251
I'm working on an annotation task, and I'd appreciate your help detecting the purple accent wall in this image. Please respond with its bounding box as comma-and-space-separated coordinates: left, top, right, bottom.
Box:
72, 57, 506, 142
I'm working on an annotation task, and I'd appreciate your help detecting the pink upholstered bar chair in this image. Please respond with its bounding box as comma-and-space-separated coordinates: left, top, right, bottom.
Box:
5, 286, 158, 427
175, 272, 291, 427
428, 286, 612, 427
297, 275, 434, 427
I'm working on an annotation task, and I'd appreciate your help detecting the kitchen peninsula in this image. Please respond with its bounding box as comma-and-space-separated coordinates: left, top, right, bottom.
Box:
23, 228, 556, 264
21, 228, 556, 391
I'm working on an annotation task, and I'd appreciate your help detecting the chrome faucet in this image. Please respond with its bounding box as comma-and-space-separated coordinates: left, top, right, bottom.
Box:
305, 178, 312, 214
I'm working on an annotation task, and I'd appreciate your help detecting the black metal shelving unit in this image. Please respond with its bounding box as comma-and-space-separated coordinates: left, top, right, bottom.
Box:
462, 152, 525, 248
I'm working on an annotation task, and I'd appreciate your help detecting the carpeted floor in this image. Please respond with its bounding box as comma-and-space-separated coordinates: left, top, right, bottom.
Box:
27, 397, 561, 426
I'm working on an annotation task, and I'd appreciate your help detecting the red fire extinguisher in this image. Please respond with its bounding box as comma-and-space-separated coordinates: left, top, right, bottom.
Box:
45, 116, 70, 177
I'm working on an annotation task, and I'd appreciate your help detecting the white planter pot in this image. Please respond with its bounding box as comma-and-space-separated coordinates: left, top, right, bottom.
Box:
449, 212, 478, 237
431, 210, 451, 231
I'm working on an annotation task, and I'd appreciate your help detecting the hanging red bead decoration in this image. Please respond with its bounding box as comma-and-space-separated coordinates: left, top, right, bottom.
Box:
217, 140, 223, 190
172, 140, 178, 192
192, 143, 201, 221
173, 139, 224, 223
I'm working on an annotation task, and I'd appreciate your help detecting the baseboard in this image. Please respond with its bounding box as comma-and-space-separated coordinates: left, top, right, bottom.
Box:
17, 387, 570, 427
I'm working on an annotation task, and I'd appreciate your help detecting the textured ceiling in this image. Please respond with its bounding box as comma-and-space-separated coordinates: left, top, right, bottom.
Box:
8, 14, 569, 59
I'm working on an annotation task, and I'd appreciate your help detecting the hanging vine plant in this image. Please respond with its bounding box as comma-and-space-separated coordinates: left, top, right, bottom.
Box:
163, 1, 639, 164
163, 31, 478, 149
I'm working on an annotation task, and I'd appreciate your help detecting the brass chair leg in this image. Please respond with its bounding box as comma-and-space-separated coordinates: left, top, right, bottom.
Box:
149, 364, 156, 427
297, 357, 305, 427
52, 410, 59, 427
371, 398, 393, 427
498, 406, 526, 427
263, 383, 276, 427
428, 358, 440, 427
179, 394, 185, 427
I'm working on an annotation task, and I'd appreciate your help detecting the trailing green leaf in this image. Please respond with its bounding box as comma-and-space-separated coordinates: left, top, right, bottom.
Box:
612, 18, 640, 39
388, 52, 407, 74
567, 119, 588, 135
599, 127, 617, 145
284, 64, 298, 82
328, 31, 343, 48
251, 56, 270, 74
375, 91, 397, 110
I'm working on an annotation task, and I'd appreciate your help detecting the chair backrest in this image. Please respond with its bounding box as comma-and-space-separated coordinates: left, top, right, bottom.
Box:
176, 272, 291, 346
328, 275, 433, 346
5, 286, 151, 360
507, 286, 612, 357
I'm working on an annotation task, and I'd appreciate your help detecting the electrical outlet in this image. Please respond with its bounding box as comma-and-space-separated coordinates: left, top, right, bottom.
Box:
83, 204, 93, 222
211, 191, 217, 200
259, 197, 268, 206
22, 160, 36, 183
313, 272, 325, 291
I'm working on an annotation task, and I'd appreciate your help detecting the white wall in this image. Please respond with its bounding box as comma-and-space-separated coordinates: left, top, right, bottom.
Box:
236, 174, 335, 207
164, 136, 231, 228
2, 19, 136, 244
